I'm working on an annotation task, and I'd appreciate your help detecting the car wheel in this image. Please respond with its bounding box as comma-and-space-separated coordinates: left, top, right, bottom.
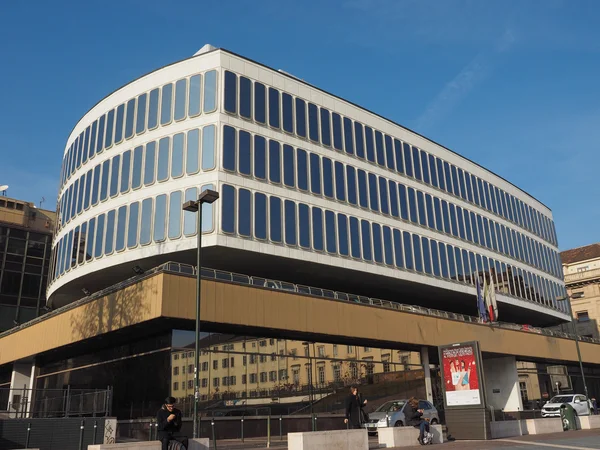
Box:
430, 419, 438, 425
394, 420, 404, 427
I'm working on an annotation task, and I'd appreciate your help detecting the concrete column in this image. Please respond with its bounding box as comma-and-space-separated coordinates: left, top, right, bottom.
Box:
7, 361, 36, 418
421, 347, 434, 403
482, 356, 523, 412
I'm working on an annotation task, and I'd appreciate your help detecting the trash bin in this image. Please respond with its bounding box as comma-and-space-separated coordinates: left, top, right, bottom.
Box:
560, 404, 577, 431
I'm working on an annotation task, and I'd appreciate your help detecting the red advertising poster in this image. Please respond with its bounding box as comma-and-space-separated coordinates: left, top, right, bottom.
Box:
442, 343, 482, 406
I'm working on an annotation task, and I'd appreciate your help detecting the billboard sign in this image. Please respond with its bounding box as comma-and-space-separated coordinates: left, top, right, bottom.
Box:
439, 341, 486, 409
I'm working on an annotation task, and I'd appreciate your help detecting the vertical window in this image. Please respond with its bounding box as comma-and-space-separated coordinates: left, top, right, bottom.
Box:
338, 214, 349, 256
125, 98, 136, 138
104, 109, 114, 148
350, 217, 361, 258
115, 206, 127, 251
86, 218, 95, 261
221, 185, 236, 234
428, 155, 438, 188
223, 125, 236, 172
168, 191, 182, 239
268, 88, 280, 128
346, 166, 357, 205
188, 74, 202, 117
364, 126, 375, 163
361, 220, 372, 261
270, 197, 282, 242
448, 203, 458, 237
413, 234, 423, 272
140, 198, 153, 244
239, 76, 252, 119
203, 70, 217, 113
372, 223, 383, 263
283, 144, 295, 188
120, 150, 131, 193
114, 104, 125, 144
407, 188, 418, 224
148, 88, 160, 130
393, 229, 404, 268
91, 165, 100, 205
382, 226, 393, 266
325, 210, 337, 254
417, 191, 427, 227
308, 103, 319, 142
157, 137, 170, 182
104, 210, 115, 254
202, 124, 216, 170
282, 93, 294, 133
100, 160, 110, 201
96, 114, 106, 154
127, 202, 140, 248
153, 194, 167, 242
295, 98, 306, 138
284, 200, 296, 245
224, 71, 237, 114
312, 208, 324, 251
420, 150, 430, 184
343, 117, 354, 155
83, 170, 92, 210
384, 135, 395, 171
254, 82, 266, 123
320, 108, 331, 146
398, 184, 409, 220
422, 237, 432, 275
144, 141, 156, 185
110, 155, 120, 197
425, 194, 435, 229
254, 193, 267, 240
388, 180, 399, 218
132, 146, 144, 189
322, 157, 334, 198
354, 122, 365, 158
94, 214, 105, 258
299, 203, 310, 249
375, 131, 385, 166
430, 240, 440, 277
174, 78, 187, 121
186, 129, 200, 175
239, 189, 252, 238
269, 140, 281, 184
335, 161, 346, 201
160, 83, 173, 125
239, 131, 252, 176
368, 173, 379, 212
332, 113, 343, 151
254, 135, 266, 180
310, 153, 321, 195
403, 232, 414, 270
183, 188, 198, 236
357, 170, 368, 208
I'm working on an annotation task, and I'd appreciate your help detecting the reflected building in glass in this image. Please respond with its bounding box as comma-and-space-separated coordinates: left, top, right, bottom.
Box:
48, 44, 567, 327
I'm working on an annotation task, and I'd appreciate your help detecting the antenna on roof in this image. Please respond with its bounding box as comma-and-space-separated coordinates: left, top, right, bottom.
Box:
40, 197, 45, 208
0, 185, 8, 196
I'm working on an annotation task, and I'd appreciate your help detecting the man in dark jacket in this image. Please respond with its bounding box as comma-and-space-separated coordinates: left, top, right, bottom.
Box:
405, 397, 429, 445
157, 397, 188, 450
344, 386, 367, 429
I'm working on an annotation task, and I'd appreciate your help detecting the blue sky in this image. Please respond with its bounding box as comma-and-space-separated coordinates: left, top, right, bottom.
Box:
0, 0, 598, 251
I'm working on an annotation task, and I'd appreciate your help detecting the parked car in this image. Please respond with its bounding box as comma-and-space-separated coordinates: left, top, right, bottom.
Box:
541, 394, 591, 417
363, 399, 439, 434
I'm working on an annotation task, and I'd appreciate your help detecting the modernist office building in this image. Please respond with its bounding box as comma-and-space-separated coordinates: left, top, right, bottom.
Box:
48, 44, 567, 326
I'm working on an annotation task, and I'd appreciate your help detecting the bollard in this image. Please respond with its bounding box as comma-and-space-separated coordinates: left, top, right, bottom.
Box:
386, 412, 389, 428
267, 415, 271, 448
93, 420, 98, 445
148, 421, 153, 441
25, 422, 31, 449
346, 418, 349, 430
314, 415, 317, 432
279, 415, 283, 440
78, 419, 85, 450
211, 420, 217, 450
241, 417, 244, 443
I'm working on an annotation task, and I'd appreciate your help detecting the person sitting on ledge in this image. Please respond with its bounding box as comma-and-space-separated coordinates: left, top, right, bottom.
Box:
157, 396, 188, 450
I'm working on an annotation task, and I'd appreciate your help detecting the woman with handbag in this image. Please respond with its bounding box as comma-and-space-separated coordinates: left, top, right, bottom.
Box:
344, 386, 368, 429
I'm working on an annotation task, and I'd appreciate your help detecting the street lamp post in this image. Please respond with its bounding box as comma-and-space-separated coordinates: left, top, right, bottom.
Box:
183, 189, 219, 439
558, 292, 589, 405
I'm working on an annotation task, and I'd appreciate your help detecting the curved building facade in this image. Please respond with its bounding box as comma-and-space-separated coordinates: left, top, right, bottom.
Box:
47, 45, 568, 326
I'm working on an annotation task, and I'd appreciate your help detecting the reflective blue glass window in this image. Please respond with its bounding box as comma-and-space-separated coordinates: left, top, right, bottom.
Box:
412, 147, 422, 180
255, 82, 266, 123
157, 137, 170, 182
203, 70, 217, 113
361, 220, 372, 261
147, 88, 160, 130
420, 150, 430, 184
446, 244, 456, 279
174, 78, 187, 120
105, 110, 114, 148
350, 217, 361, 259
372, 223, 383, 263
295, 98, 306, 138
75, 179, 82, 216
140, 198, 153, 244
354, 122, 365, 159
402, 143, 413, 177
83, 170, 92, 210
109, 155, 120, 197
323, 157, 334, 198
96, 114, 106, 154
448, 203, 458, 237
171, 133, 184, 178
254, 192, 267, 240
388, 180, 399, 218
115, 206, 127, 251
407, 188, 418, 224
457, 169, 467, 201
85, 219, 95, 262
154, 194, 167, 242
160, 83, 173, 125
299, 203, 310, 249
104, 210, 115, 254
269, 196, 282, 242
297, 149, 308, 191
442, 162, 452, 194
132, 146, 143, 189
312, 208, 324, 251
189, 74, 202, 118
403, 232, 413, 270
379, 177, 389, 215
483, 217, 492, 251
470, 211, 479, 244
425, 194, 435, 229
380, 135, 393, 171
441, 201, 451, 234
186, 129, 200, 175
438, 243, 448, 278
269, 88, 280, 128
223, 125, 236, 172
125, 98, 136, 137
417, 191, 427, 227
127, 202, 139, 248
476, 215, 486, 248
91, 165, 100, 205
308, 103, 319, 142
343, 117, 354, 155
412, 234, 423, 271
310, 153, 321, 195
239, 189, 252, 238
202, 124, 216, 171
224, 71, 237, 114
454, 247, 463, 281
335, 161, 346, 201
434, 158, 445, 191
86, 125, 94, 160
120, 150, 131, 193
368, 173, 379, 212
144, 141, 156, 185
451, 165, 460, 197
283, 144, 295, 188
466, 174, 475, 203
346, 166, 357, 205
254, 135, 267, 180
240, 76, 252, 120
392, 229, 404, 268
282, 93, 293, 133
221, 185, 236, 234
394, 139, 404, 175
332, 113, 343, 151
115, 104, 125, 144
364, 126, 375, 163
325, 210, 337, 254
320, 108, 331, 147
422, 237, 432, 275
398, 184, 409, 220
430, 240, 440, 277
495, 222, 503, 253
357, 170, 368, 208
168, 191, 182, 239
269, 140, 281, 184
374, 131, 385, 166
428, 155, 438, 188
338, 214, 349, 256
239, 130, 251, 176
463, 249, 471, 279
456, 206, 466, 239
382, 226, 393, 266
100, 160, 109, 201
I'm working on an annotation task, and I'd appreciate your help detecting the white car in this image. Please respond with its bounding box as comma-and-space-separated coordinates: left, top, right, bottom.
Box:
541, 394, 591, 417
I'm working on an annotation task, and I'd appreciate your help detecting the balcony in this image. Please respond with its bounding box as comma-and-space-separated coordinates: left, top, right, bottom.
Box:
564, 267, 600, 286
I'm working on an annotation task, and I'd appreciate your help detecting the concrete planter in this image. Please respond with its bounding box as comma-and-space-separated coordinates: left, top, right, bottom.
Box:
288, 429, 368, 450
378, 425, 443, 447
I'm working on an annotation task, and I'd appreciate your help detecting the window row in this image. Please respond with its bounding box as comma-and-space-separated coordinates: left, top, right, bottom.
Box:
220, 184, 565, 311
50, 185, 215, 282
57, 125, 216, 228
222, 126, 561, 279
59, 69, 218, 190
223, 71, 557, 247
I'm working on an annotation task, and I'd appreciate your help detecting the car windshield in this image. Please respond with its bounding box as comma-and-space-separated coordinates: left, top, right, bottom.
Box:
376, 401, 406, 412
549, 395, 574, 404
